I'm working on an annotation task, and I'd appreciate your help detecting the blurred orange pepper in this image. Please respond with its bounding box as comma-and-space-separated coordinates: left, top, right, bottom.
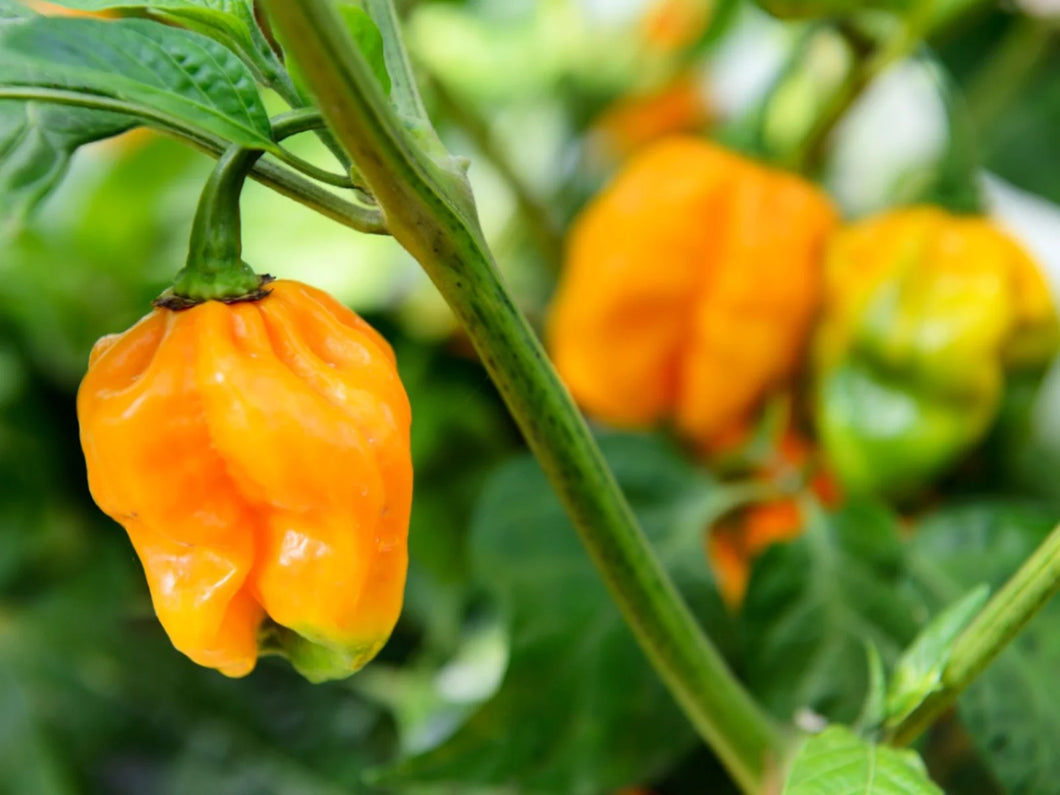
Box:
707, 427, 839, 608
643, 0, 713, 51
548, 137, 837, 451
591, 72, 711, 162
78, 280, 413, 681
24, 1, 115, 17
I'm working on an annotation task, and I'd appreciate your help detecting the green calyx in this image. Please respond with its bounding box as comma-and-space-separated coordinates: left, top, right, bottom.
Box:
159, 144, 268, 309
155, 272, 274, 310
258, 620, 385, 684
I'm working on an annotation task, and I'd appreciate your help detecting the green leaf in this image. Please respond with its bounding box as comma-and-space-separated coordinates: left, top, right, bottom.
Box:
0, 1, 33, 23
280, 3, 390, 100
977, 44, 1060, 205
337, 5, 389, 95
0, 101, 133, 229
908, 502, 1060, 795
0, 0, 136, 225
396, 337, 517, 649
782, 726, 942, 795
42, 0, 289, 90
376, 433, 736, 794
885, 585, 989, 729
742, 499, 923, 724
0, 666, 76, 795
0, 16, 276, 150
855, 643, 887, 733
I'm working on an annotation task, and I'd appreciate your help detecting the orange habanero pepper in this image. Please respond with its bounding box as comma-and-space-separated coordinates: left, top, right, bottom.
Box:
548, 137, 837, 450
78, 280, 413, 682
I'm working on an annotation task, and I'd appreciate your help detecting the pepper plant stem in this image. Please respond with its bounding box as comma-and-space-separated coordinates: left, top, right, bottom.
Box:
888, 522, 1060, 747
168, 108, 361, 304
263, 1, 783, 791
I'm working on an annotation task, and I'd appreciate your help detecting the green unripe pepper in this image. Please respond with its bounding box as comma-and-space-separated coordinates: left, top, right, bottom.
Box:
813, 207, 1059, 500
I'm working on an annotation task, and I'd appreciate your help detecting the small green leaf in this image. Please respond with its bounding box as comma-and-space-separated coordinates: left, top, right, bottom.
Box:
0, 16, 275, 150
855, 643, 887, 733
885, 585, 989, 728
741, 499, 922, 724
376, 433, 735, 794
783, 726, 942, 795
42, 0, 288, 90
0, 100, 133, 229
0, 7, 133, 226
908, 502, 1060, 795
282, 3, 390, 98
337, 5, 390, 95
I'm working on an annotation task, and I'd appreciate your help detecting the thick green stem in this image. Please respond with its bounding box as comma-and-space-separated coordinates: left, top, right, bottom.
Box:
888, 522, 1060, 747
164, 108, 375, 306
263, 1, 783, 791
163, 143, 266, 305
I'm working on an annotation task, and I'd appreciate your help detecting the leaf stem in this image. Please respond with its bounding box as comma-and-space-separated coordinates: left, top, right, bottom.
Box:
273, 144, 359, 189
263, 1, 784, 791
0, 88, 385, 235
887, 522, 1060, 746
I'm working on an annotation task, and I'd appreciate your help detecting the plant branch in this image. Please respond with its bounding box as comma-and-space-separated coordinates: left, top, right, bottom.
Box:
0, 88, 385, 235
263, 1, 784, 791
887, 522, 1060, 747
273, 144, 360, 189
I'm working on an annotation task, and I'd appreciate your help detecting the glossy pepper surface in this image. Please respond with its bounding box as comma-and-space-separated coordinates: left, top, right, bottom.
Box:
814, 207, 1059, 499
78, 280, 413, 681
548, 137, 838, 449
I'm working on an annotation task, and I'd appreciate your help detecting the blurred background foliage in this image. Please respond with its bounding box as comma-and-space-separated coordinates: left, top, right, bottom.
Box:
2, 0, 1060, 792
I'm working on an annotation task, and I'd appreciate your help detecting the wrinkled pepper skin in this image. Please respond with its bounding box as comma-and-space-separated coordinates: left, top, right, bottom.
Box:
78, 280, 413, 681
814, 207, 1059, 499
548, 137, 838, 449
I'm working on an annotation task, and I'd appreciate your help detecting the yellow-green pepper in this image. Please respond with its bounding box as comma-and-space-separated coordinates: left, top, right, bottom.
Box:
814, 207, 1059, 499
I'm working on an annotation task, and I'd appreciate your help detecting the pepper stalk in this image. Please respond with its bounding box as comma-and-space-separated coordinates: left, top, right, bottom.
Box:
158, 109, 361, 309
262, 1, 786, 792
